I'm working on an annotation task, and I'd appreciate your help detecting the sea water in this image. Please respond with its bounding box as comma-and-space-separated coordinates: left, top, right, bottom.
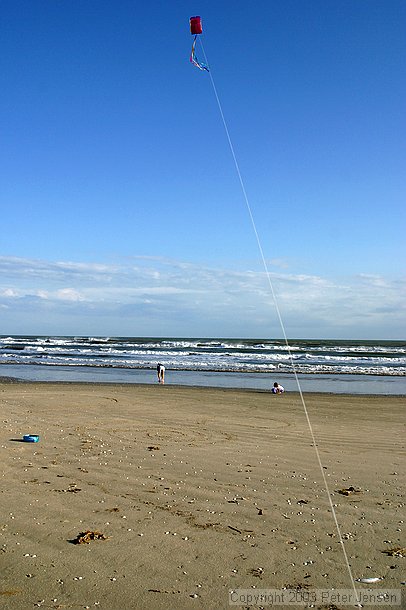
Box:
0, 336, 405, 394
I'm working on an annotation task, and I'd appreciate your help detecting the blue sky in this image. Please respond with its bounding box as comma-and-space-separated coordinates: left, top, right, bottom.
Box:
1, 1, 405, 339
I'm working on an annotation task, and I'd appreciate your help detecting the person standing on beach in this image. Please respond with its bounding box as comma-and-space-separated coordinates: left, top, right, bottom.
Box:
157, 363, 165, 384
272, 382, 284, 394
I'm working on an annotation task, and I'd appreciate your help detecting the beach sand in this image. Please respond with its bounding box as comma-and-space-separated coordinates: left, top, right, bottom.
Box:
0, 382, 404, 609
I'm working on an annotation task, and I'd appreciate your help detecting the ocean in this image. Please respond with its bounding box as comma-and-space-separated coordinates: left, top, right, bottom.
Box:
0, 335, 405, 395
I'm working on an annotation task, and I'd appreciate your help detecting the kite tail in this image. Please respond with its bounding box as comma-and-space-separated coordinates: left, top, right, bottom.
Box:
190, 35, 209, 71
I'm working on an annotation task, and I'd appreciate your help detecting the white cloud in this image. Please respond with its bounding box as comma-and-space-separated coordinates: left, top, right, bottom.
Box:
36, 290, 49, 300
55, 288, 85, 302
1, 288, 18, 298
0, 255, 404, 338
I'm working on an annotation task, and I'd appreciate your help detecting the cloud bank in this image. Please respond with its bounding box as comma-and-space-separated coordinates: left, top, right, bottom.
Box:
0, 256, 404, 339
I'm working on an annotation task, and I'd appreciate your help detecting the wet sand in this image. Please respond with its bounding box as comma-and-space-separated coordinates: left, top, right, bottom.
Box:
0, 383, 404, 609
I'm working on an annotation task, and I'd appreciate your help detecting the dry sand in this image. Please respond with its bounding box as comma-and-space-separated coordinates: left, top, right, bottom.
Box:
0, 382, 404, 609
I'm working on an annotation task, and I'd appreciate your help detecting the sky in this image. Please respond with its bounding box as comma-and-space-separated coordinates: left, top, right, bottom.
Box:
1, 0, 405, 339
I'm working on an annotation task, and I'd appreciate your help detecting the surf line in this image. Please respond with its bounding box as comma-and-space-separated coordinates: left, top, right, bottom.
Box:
199, 38, 362, 606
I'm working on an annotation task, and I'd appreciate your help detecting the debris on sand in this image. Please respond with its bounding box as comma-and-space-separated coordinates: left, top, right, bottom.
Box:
71, 530, 110, 545
283, 582, 310, 590
249, 567, 264, 578
336, 486, 362, 496
382, 547, 405, 557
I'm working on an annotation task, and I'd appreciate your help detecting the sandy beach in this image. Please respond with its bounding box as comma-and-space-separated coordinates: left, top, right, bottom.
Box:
0, 382, 404, 609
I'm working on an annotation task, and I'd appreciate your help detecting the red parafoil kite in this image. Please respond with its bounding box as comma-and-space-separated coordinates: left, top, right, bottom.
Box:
189, 16, 209, 71
190, 16, 203, 35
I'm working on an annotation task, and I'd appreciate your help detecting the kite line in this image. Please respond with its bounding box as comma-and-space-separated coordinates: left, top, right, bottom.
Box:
189, 16, 362, 606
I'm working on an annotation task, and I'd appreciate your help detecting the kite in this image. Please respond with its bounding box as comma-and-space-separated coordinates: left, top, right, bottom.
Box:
189, 16, 209, 71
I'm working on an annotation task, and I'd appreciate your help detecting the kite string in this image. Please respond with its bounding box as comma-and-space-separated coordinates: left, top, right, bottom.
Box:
199, 39, 361, 606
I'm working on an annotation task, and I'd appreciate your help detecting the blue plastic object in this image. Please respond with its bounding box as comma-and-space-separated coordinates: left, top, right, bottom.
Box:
23, 434, 40, 443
